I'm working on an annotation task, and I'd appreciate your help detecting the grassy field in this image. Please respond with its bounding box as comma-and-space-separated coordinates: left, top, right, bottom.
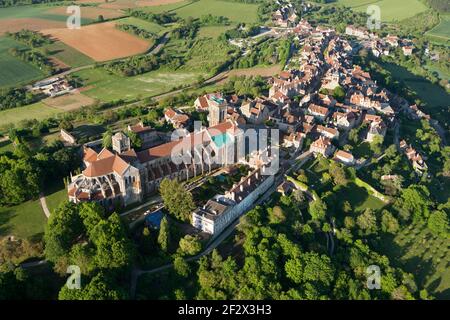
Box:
0, 199, 46, 241
197, 25, 234, 39
426, 14, 450, 41
380, 62, 449, 120
379, 222, 450, 299
0, 102, 62, 129
115, 16, 167, 34
43, 40, 95, 68
142, 0, 260, 23
45, 186, 68, 214
0, 37, 46, 88
74, 67, 205, 101
337, 0, 429, 22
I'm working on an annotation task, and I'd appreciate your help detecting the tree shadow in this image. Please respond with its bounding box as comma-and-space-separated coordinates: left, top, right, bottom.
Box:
0, 209, 15, 237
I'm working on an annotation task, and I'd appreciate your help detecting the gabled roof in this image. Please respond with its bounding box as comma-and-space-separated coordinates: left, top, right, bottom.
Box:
83, 154, 129, 178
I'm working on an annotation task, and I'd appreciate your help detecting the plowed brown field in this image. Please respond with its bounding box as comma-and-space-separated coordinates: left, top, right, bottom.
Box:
41, 22, 151, 61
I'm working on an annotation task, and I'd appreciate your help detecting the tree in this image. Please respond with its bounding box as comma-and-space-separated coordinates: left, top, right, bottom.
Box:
370, 135, 383, 155
285, 257, 303, 284
44, 201, 84, 263
59, 119, 73, 131
89, 213, 135, 269
102, 130, 112, 149
158, 216, 170, 252
127, 130, 142, 149
381, 210, 399, 234
398, 185, 431, 221
173, 256, 190, 277
356, 209, 377, 234
178, 235, 201, 256
427, 211, 449, 237
268, 205, 287, 224
309, 198, 327, 221
58, 272, 128, 300
159, 178, 195, 221
329, 161, 348, 186
333, 86, 345, 102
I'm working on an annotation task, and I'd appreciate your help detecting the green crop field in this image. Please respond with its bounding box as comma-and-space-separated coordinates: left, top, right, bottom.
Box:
0, 198, 46, 240
43, 40, 94, 68
337, 0, 429, 22
0, 4, 92, 24
142, 0, 260, 23
0, 102, 62, 129
73, 67, 205, 102
0, 37, 46, 88
426, 14, 450, 40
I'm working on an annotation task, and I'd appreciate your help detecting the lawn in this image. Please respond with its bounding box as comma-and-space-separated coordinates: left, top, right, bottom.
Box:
45, 186, 68, 214
332, 182, 386, 213
337, 0, 429, 22
0, 102, 62, 130
0, 199, 47, 241
43, 40, 94, 68
426, 14, 450, 41
74, 67, 205, 102
142, 0, 260, 24
378, 222, 450, 299
0, 37, 46, 88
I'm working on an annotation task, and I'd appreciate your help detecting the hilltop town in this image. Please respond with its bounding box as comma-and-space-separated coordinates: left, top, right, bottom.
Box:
0, 0, 449, 302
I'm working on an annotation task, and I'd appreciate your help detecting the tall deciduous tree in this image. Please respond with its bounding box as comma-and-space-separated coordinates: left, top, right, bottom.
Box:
158, 216, 170, 252
159, 178, 195, 221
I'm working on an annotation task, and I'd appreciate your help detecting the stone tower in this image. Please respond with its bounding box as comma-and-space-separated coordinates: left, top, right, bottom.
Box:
208, 96, 227, 127
112, 132, 131, 154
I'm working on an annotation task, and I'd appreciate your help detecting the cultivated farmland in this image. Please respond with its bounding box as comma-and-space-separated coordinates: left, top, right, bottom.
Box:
41, 22, 152, 61
141, 0, 260, 24
46, 6, 126, 20
42, 40, 95, 68
0, 37, 45, 88
42, 91, 96, 111
73, 67, 205, 101
0, 5, 92, 34
336, 0, 429, 22
426, 14, 450, 41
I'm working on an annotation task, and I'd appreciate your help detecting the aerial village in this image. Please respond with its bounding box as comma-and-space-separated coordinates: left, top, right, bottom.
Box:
62, 11, 437, 240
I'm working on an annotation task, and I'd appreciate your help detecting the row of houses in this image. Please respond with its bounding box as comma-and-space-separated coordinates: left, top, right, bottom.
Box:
346, 25, 415, 57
